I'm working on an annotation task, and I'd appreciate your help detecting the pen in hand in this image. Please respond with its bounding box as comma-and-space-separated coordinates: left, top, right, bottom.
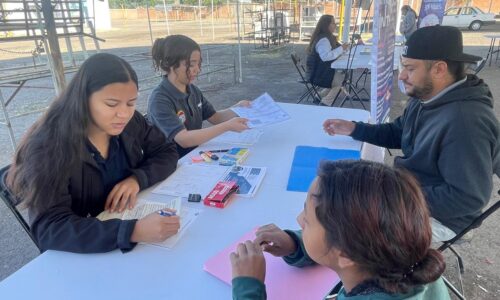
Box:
158, 210, 176, 217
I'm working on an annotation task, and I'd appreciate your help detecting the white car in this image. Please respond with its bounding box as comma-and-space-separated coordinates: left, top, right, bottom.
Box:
442, 6, 496, 31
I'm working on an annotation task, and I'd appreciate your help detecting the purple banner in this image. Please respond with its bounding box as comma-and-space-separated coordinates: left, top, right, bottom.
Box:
418, 0, 448, 28
370, 0, 398, 124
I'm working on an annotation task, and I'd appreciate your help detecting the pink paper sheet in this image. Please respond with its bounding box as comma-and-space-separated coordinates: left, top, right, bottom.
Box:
204, 228, 340, 300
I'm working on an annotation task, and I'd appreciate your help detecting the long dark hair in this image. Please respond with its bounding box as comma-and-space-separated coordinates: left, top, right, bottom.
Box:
307, 14, 339, 53
402, 5, 417, 17
7, 53, 138, 213
314, 160, 445, 294
152, 34, 201, 74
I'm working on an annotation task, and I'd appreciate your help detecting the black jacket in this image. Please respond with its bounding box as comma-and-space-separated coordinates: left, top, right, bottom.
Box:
29, 112, 179, 253
306, 34, 340, 88
351, 75, 499, 233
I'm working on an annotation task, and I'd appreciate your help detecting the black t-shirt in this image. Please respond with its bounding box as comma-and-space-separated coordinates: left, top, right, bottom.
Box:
86, 136, 131, 196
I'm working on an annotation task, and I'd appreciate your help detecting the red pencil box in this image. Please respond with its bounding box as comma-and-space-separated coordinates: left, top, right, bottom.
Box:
203, 181, 239, 208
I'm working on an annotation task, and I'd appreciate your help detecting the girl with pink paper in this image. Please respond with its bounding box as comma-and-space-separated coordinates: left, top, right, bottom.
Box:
230, 160, 450, 299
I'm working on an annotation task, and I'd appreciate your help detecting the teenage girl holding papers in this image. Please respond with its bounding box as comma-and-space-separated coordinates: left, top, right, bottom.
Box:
147, 35, 251, 157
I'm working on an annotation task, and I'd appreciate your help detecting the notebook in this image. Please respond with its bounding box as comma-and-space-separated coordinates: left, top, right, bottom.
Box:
204, 228, 339, 300
286, 146, 361, 192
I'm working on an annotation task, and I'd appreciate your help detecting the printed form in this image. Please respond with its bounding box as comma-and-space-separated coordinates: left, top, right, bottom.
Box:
231, 93, 290, 128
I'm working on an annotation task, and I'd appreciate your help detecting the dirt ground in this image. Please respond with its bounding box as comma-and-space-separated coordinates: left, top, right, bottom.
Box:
0, 18, 499, 299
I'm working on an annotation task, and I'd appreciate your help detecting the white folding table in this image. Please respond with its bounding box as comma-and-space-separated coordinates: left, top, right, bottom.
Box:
0, 103, 373, 300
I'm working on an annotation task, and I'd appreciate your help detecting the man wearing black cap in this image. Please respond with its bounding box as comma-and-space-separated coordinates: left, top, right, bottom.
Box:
323, 26, 499, 242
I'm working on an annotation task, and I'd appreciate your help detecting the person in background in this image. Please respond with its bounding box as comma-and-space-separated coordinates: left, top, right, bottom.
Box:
323, 26, 499, 242
306, 14, 349, 103
400, 5, 418, 41
230, 160, 450, 300
147, 35, 251, 157
7, 53, 180, 253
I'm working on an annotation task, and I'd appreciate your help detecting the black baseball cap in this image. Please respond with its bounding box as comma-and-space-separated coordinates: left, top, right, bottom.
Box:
402, 25, 482, 62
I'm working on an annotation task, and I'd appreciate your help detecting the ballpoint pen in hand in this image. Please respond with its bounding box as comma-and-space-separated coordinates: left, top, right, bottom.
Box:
158, 210, 176, 217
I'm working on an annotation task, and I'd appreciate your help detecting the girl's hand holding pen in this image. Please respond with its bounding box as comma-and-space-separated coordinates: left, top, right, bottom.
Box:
130, 208, 180, 243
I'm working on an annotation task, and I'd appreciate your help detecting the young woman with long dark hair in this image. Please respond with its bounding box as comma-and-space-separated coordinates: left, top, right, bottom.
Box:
7, 53, 180, 253
147, 35, 250, 157
306, 14, 348, 99
230, 160, 450, 299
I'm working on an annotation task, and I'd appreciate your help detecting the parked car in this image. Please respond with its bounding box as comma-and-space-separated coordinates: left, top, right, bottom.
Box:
442, 6, 496, 31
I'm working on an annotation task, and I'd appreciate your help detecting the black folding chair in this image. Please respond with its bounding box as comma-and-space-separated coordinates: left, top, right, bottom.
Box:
0, 165, 40, 252
438, 191, 500, 300
473, 59, 487, 75
290, 53, 322, 105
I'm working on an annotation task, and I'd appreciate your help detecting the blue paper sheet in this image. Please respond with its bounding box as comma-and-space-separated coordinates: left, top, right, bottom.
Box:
286, 146, 361, 192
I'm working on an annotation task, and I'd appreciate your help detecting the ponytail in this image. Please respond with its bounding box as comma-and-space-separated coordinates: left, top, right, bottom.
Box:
407, 249, 446, 285
374, 249, 445, 293
150, 35, 201, 74
152, 37, 166, 72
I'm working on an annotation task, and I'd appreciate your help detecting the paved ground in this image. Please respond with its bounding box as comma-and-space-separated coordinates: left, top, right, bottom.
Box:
0, 19, 499, 299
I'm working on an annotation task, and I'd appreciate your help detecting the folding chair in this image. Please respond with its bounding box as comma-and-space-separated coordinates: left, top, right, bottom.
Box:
290, 53, 322, 104
0, 165, 40, 252
473, 59, 487, 75
438, 191, 500, 300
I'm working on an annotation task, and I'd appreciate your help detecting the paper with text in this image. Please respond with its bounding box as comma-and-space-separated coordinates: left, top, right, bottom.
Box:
96, 198, 181, 221
151, 164, 230, 198
96, 198, 200, 249
231, 93, 290, 128
211, 129, 263, 146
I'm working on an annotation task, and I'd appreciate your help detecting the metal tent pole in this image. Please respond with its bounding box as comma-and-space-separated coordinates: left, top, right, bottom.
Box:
163, 0, 171, 35
236, 0, 242, 83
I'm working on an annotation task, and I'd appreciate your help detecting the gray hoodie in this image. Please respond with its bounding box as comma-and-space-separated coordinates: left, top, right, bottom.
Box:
351, 75, 499, 233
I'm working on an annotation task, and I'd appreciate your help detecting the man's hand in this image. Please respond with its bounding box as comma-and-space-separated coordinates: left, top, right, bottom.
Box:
323, 119, 356, 136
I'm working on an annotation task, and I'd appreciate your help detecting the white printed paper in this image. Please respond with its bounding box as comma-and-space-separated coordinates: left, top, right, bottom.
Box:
221, 166, 266, 198
211, 129, 264, 146
152, 164, 230, 198
96, 198, 200, 249
151, 206, 201, 249
231, 93, 290, 128
96, 198, 181, 221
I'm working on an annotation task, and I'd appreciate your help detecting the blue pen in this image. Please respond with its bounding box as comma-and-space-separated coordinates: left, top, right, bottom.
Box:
158, 210, 176, 217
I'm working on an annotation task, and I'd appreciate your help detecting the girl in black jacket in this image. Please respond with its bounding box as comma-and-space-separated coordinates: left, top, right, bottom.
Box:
7, 53, 180, 253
